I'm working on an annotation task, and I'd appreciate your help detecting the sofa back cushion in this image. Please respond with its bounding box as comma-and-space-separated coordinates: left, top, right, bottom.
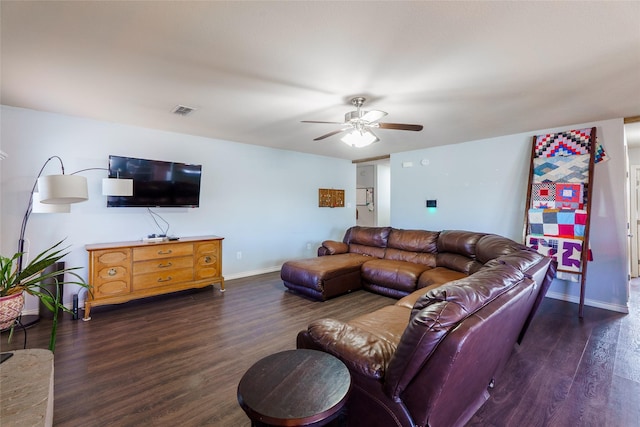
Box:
383, 264, 525, 399
435, 253, 484, 274
484, 250, 544, 273
305, 317, 400, 380
344, 226, 391, 258
344, 226, 391, 247
388, 229, 439, 253
383, 229, 439, 265
436, 230, 485, 257
384, 249, 436, 266
475, 234, 528, 264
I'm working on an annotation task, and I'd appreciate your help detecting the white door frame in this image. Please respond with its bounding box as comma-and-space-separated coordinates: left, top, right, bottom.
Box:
629, 165, 640, 278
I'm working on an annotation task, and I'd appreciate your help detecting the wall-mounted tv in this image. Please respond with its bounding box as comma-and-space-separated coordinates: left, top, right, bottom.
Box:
107, 155, 202, 208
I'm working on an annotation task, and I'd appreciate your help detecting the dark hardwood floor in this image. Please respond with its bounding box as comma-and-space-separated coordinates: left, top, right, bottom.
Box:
2, 272, 638, 426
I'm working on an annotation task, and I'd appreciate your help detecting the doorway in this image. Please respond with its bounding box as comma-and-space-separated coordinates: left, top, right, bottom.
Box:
626, 118, 640, 279
355, 158, 391, 227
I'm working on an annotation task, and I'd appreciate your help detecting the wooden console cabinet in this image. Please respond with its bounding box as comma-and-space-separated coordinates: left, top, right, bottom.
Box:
84, 236, 223, 320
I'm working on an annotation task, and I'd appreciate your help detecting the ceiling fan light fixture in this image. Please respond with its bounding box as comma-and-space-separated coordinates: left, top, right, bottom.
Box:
341, 130, 378, 148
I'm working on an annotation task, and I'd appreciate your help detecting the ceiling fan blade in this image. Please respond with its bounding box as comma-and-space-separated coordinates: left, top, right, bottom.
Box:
301, 120, 345, 125
313, 128, 350, 141
360, 110, 387, 123
377, 122, 424, 131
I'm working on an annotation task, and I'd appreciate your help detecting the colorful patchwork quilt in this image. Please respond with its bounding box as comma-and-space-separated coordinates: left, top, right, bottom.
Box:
534, 128, 609, 164
555, 183, 584, 209
531, 182, 585, 209
525, 235, 590, 273
594, 139, 609, 163
533, 154, 589, 184
535, 128, 592, 158
531, 183, 556, 208
528, 208, 587, 239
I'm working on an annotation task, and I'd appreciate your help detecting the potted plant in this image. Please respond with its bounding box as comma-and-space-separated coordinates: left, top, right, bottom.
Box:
0, 239, 89, 352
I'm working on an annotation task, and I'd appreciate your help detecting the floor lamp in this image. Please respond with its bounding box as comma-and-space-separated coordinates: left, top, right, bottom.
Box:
18, 155, 133, 325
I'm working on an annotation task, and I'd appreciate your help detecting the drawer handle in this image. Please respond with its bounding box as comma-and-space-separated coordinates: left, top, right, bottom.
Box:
158, 262, 173, 268
108, 268, 117, 276
157, 276, 172, 283
158, 249, 173, 255
204, 256, 211, 263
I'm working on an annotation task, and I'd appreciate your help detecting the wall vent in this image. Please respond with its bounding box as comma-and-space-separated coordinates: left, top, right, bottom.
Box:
171, 105, 197, 116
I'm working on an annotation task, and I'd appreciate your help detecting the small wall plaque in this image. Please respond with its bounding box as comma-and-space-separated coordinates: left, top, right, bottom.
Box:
318, 189, 345, 208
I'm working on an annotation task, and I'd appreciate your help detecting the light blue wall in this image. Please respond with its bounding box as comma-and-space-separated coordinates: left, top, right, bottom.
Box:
390, 118, 628, 312
391, 137, 530, 238
1, 105, 629, 313
0, 106, 356, 312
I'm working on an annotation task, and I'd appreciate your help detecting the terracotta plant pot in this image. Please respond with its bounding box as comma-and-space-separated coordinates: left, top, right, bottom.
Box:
0, 292, 25, 330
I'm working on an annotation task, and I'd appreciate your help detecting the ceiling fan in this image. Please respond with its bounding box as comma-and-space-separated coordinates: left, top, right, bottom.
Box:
302, 97, 423, 147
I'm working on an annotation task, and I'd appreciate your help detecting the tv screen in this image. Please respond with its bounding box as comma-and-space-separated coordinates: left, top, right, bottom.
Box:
107, 155, 202, 208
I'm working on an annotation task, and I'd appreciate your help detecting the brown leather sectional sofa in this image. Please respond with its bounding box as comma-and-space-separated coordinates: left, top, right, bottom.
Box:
282, 226, 556, 427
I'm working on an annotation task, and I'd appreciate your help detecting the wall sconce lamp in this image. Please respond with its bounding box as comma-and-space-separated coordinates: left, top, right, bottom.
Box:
18, 156, 133, 272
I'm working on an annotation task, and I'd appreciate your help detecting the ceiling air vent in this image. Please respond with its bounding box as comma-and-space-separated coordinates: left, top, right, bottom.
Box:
171, 105, 197, 116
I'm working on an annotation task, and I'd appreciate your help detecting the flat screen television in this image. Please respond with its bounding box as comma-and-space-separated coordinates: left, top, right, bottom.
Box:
107, 155, 202, 208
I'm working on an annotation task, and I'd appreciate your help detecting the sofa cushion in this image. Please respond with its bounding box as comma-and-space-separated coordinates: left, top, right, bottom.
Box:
349, 305, 412, 347
384, 264, 525, 399
436, 230, 485, 257
417, 267, 468, 289
395, 284, 443, 310
494, 250, 544, 273
350, 244, 387, 258
362, 259, 431, 293
306, 305, 408, 380
384, 248, 436, 266
280, 253, 371, 292
345, 226, 391, 247
475, 234, 527, 263
436, 253, 484, 274
321, 240, 349, 255
411, 264, 525, 316
387, 229, 439, 253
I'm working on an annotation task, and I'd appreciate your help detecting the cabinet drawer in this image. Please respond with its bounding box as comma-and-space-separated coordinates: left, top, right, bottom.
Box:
94, 248, 131, 266
94, 279, 130, 297
90, 249, 131, 298
133, 256, 193, 276
196, 241, 220, 257
195, 254, 220, 279
194, 241, 221, 280
133, 243, 193, 261
132, 268, 194, 291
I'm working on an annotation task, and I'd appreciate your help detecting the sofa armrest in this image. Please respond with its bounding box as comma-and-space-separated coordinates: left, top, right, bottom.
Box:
319, 240, 349, 256
302, 318, 396, 380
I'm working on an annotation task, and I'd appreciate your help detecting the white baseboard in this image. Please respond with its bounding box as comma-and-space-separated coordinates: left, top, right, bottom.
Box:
24, 273, 628, 318
545, 291, 629, 314
223, 266, 281, 281
21, 267, 284, 316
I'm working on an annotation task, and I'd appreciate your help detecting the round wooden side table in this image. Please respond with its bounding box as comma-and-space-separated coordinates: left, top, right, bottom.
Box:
237, 349, 351, 427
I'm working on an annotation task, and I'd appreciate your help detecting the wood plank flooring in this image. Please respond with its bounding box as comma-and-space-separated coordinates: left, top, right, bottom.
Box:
1, 272, 638, 426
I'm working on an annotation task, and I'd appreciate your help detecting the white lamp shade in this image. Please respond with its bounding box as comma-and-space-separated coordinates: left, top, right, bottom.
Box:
102, 178, 133, 196
32, 192, 71, 213
341, 130, 379, 148
37, 174, 88, 204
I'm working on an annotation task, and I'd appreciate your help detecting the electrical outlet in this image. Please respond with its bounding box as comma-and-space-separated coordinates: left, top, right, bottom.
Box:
236, 251, 242, 260
306, 243, 312, 250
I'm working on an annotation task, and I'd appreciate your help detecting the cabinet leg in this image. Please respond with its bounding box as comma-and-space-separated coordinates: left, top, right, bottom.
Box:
219, 279, 225, 292
83, 303, 92, 321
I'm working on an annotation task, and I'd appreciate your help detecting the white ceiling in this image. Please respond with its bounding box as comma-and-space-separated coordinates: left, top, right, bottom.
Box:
2, 1, 639, 160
